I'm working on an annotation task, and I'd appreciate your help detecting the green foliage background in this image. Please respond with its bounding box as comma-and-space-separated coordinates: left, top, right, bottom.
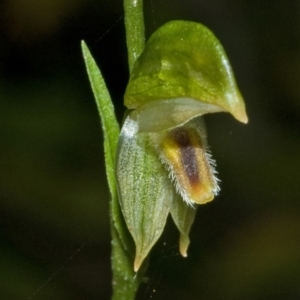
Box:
1, 0, 300, 299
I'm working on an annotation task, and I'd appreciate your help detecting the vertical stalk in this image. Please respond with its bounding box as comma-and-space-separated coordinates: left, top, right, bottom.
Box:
123, 0, 145, 72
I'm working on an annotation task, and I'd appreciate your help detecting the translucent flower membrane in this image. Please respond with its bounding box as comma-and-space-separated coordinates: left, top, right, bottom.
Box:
116, 20, 248, 271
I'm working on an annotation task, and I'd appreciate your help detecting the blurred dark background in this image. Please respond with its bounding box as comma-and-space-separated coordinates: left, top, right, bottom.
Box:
1, 0, 300, 299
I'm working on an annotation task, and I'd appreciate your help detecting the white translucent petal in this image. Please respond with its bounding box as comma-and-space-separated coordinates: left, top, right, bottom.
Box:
130, 97, 223, 132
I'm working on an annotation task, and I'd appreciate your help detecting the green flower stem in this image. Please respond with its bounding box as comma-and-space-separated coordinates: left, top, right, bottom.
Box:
81, 42, 144, 299
123, 0, 145, 72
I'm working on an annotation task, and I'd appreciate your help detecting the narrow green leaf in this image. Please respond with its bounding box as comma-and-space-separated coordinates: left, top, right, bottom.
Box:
81, 41, 119, 199
81, 41, 134, 252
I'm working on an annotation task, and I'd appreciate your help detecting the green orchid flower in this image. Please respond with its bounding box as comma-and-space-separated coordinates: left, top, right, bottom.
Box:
116, 20, 248, 271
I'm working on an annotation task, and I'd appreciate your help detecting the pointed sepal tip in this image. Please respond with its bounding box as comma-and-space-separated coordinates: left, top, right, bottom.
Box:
179, 234, 190, 257
134, 254, 145, 272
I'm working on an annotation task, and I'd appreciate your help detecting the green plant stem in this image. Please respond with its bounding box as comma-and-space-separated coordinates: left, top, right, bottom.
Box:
124, 0, 145, 72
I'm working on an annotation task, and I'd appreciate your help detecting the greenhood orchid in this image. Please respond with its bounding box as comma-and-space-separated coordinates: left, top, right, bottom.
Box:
116, 20, 248, 271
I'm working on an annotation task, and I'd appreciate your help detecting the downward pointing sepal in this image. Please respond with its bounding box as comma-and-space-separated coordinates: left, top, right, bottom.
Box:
170, 193, 197, 257
116, 116, 174, 271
